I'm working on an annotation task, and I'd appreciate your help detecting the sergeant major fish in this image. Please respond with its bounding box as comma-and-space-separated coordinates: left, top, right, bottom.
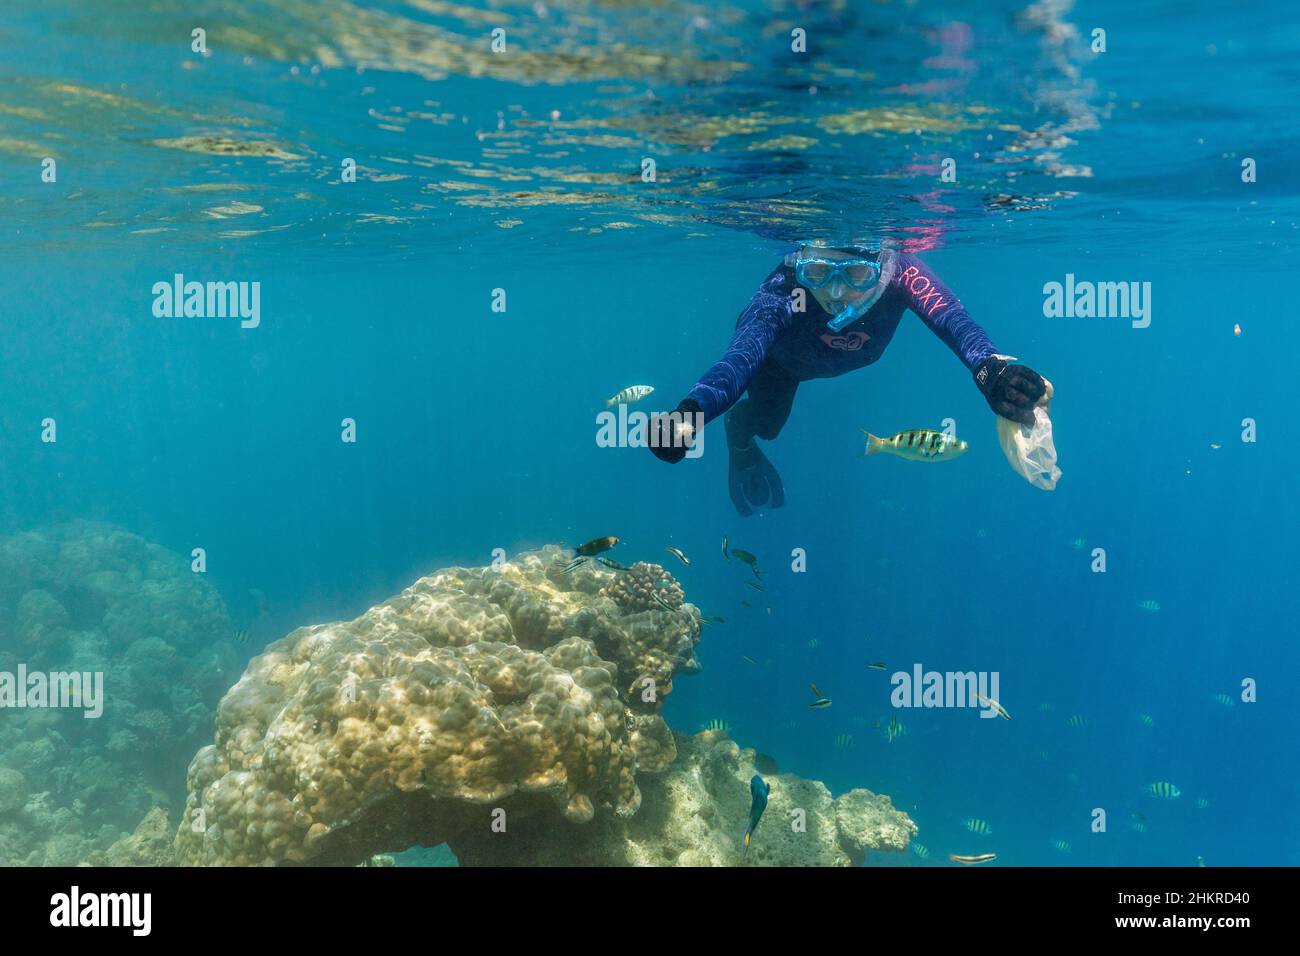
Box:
605, 385, 654, 407
863, 429, 968, 462
1144, 781, 1181, 800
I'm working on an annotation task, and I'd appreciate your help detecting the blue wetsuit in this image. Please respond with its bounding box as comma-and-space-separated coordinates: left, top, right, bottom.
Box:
687, 253, 999, 437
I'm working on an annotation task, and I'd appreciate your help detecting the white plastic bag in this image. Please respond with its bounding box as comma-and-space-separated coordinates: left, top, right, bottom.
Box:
997, 379, 1061, 490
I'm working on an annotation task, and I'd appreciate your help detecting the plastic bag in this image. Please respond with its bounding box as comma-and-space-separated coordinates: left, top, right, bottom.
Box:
997, 379, 1061, 490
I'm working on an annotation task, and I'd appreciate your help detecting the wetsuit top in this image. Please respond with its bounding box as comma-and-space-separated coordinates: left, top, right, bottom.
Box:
686, 253, 999, 424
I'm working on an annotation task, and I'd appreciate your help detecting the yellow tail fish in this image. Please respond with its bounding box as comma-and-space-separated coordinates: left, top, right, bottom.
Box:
864, 429, 968, 462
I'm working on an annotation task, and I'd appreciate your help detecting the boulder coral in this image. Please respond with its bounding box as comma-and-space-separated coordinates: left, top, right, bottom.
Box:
176, 546, 916, 866
0, 520, 239, 865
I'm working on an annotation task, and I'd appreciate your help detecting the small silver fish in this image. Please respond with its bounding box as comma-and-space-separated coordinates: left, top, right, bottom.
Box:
977, 694, 1011, 720
605, 385, 654, 407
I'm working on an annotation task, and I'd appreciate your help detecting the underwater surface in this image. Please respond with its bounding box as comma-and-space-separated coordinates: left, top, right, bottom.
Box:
1, 0, 1297, 866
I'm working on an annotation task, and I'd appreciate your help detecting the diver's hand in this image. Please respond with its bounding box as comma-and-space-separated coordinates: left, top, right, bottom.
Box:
974, 356, 1047, 427
649, 399, 703, 464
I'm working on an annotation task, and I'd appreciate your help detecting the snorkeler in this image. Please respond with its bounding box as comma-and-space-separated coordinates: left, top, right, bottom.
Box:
649, 242, 1048, 516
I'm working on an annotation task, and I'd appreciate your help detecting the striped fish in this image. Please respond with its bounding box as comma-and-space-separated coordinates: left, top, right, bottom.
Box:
864, 429, 968, 462
834, 734, 854, 749
703, 718, 728, 732
1211, 693, 1235, 707
1137, 599, 1161, 613
1195, 796, 1209, 810
595, 556, 631, 572
664, 546, 690, 566
559, 557, 588, 574
1144, 781, 1182, 800
233, 628, 250, 645
808, 683, 832, 709
1138, 713, 1154, 727
1067, 713, 1088, 728
1051, 839, 1072, 854
911, 842, 931, 860
886, 715, 906, 743
964, 818, 993, 836
652, 592, 678, 612
605, 385, 654, 407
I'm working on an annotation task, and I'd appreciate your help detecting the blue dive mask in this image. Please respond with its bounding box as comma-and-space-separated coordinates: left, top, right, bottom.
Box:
795, 252, 885, 332
794, 256, 881, 292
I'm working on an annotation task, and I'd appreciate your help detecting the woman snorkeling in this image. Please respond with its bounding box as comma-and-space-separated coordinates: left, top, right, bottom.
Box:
649, 241, 1049, 516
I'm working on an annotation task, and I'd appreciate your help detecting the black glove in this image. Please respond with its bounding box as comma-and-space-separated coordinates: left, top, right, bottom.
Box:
649, 398, 703, 464
974, 356, 1046, 427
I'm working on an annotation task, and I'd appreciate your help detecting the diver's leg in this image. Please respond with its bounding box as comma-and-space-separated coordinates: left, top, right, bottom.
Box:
725, 363, 798, 515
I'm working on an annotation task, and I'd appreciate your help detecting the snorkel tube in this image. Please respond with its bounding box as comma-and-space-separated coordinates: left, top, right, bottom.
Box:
827, 298, 865, 332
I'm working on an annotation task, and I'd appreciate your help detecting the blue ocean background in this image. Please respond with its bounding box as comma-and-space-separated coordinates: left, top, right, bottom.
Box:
2, 0, 1298, 865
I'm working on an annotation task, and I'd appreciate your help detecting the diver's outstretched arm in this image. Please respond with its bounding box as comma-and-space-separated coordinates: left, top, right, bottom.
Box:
895, 253, 1047, 426
650, 265, 793, 463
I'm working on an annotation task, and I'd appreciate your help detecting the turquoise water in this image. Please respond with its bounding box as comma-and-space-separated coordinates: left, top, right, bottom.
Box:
1, 0, 1297, 866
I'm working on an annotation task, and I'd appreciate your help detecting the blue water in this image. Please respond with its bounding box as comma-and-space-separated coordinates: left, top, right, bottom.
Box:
2, 0, 1297, 865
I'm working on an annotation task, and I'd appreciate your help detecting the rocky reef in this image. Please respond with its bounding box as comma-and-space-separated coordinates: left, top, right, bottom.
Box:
0, 521, 239, 865
176, 545, 915, 866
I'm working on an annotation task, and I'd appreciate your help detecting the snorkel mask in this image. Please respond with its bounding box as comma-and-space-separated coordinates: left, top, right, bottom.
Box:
793, 243, 898, 331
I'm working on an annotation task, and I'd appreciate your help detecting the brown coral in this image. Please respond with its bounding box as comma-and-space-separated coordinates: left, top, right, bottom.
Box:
175, 546, 698, 866
599, 561, 684, 614
174, 546, 913, 868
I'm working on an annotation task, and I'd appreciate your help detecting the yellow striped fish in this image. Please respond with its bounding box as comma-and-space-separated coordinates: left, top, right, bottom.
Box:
864, 429, 968, 462
233, 628, 249, 645
1051, 839, 1072, 854
1211, 693, 1235, 707
605, 385, 654, 407
1144, 781, 1181, 800
1066, 713, 1088, 728
886, 715, 907, 743
963, 818, 993, 836
703, 718, 728, 733
834, 734, 854, 749
911, 842, 931, 860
